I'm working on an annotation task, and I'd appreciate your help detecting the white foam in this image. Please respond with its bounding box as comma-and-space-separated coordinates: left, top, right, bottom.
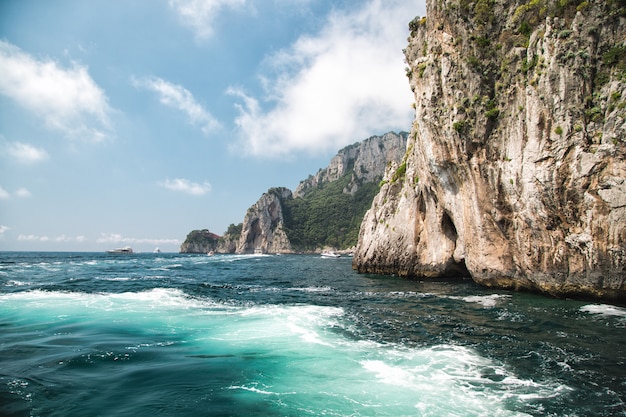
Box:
5, 280, 29, 286
357, 344, 560, 416
98, 277, 132, 281
0, 289, 556, 416
580, 304, 626, 318
0, 288, 211, 315
455, 294, 511, 308
289, 286, 332, 292
228, 384, 288, 396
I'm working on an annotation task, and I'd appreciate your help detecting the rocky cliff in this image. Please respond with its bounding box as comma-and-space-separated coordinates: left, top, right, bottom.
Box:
216, 223, 241, 253
354, 0, 626, 300
236, 187, 293, 254
226, 132, 408, 253
179, 229, 220, 253
294, 131, 408, 197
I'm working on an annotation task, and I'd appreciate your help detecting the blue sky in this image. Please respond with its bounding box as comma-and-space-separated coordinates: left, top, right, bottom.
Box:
0, 0, 425, 252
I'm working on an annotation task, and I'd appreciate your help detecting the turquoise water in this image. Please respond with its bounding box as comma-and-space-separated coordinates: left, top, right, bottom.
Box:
0, 252, 624, 416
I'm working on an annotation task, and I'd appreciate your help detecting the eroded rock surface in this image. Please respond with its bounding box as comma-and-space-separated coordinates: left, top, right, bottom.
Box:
237, 188, 293, 254
354, 0, 626, 300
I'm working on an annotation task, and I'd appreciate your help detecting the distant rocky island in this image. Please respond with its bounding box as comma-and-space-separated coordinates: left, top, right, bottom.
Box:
180, 131, 408, 254
353, 0, 626, 300
179, 229, 221, 254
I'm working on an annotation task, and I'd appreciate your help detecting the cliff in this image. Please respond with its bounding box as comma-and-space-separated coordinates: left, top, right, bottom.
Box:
225, 132, 408, 253
179, 229, 220, 253
294, 132, 408, 197
236, 187, 293, 254
216, 223, 241, 253
353, 0, 626, 300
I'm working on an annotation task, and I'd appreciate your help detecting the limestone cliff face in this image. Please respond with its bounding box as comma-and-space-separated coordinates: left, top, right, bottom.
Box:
180, 229, 220, 254
294, 132, 408, 197
236, 187, 293, 254
227, 132, 408, 253
354, 0, 626, 300
216, 224, 241, 253
216, 236, 237, 253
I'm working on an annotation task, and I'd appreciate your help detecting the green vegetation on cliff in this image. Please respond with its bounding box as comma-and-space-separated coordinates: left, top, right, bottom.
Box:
428, 0, 626, 147
281, 173, 380, 250
222, 223, 242, 240
180, 229, 220, 253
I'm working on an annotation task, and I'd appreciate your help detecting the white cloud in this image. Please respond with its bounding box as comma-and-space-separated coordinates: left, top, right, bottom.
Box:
3, 141, 49, 163
53, 234, 86, 243
17, 234, 85, 243
230, 0, 417, 157
0, 41, 114, 142
14, 188, 32, 198
168, 0, 247, 40
18, 234, 49, 242
0, 185, 32, 199
158, 178, 212, 195
0, 225, 10, 234
97, 233, 181, 246
0, 186, 9, 200
133, 76, 220, 134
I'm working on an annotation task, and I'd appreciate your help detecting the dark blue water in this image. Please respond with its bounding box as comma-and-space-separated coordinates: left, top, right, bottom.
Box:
1, 252, 624, 416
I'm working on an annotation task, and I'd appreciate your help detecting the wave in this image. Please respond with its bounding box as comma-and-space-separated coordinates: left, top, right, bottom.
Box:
580, 303, 626, 318
448, 294, 512, 308
0, 288, 559, 416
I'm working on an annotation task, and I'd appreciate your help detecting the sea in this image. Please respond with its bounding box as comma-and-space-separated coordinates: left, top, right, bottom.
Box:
0, 252, 624, 417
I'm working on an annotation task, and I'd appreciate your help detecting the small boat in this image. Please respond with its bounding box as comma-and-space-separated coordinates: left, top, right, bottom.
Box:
321, 251, 340, 258
153, 247, 161, 253
106, 246, 133, 254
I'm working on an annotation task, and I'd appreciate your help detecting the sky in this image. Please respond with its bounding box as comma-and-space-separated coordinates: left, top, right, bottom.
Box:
0, 0, 426, 252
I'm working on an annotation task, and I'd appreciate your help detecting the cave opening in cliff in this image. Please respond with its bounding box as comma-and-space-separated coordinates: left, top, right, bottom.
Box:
444, 258, 472, 279
247, 219, 262, 248
441, 211, 458, 244
440, 211, 472, 279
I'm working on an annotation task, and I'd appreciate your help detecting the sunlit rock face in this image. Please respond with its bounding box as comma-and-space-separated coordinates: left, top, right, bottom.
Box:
232, 132, 408, 254
180, 229, 220, 253
294, 132, 408, 198
237, 187, 293, 254
354, 0, 626, 300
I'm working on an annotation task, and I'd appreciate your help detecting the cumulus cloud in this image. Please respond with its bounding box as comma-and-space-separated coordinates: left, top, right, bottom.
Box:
18, 234, 49, 242
133, 76, 220, 134
97, 233, 181, 246
17, 234, 85, 242
3, 141, 49, 163
0, 225, 10, 234
0, 40, 113, 142
168, 0, 247, 40
14, 188, 32, 198
158, 178, 212, 195
54, 235, 86, 243
0, 185, 32, 199
229, 0, 417, 157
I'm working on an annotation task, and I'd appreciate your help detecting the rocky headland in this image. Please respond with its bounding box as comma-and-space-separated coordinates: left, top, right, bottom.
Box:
353, 0, 626, 300
210, 131, 408, 254
179, 229, 221, 254
236, 187, 293, 254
